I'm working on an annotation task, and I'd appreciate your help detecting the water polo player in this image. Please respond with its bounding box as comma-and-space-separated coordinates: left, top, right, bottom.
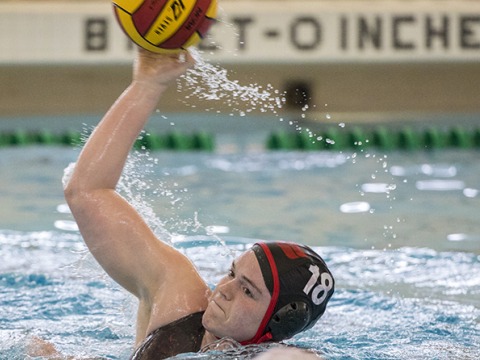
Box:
63, 49, 334, 359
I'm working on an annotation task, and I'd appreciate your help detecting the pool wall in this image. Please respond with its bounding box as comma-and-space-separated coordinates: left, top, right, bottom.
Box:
1, 0, 480, 118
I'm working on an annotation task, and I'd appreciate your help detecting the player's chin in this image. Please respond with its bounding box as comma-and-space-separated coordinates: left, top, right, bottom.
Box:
202, 309, 227, 336
201, 306, 216, 329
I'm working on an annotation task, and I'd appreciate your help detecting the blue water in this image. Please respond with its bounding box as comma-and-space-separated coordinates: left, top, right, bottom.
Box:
0, 146, 479, 359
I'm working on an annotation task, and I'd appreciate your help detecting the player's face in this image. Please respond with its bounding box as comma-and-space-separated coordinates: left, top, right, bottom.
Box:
202, 250, 271, 342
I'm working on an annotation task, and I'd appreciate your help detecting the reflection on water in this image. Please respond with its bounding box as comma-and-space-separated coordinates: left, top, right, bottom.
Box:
0, 147, 479, 359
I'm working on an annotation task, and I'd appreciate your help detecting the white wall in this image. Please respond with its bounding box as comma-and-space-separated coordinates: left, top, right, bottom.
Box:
0, 1, 479, 64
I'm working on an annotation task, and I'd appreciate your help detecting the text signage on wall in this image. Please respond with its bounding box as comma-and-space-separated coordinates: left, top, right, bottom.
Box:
0, 1, 479, 64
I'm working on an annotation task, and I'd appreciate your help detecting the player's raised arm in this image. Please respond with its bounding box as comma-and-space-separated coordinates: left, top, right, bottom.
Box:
63, 50, 197, 297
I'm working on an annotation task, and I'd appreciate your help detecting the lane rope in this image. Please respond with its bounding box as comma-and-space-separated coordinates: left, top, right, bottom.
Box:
266, 126, 480, 151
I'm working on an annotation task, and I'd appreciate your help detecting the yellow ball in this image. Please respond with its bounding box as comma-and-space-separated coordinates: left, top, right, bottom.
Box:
113, 0, 217, 54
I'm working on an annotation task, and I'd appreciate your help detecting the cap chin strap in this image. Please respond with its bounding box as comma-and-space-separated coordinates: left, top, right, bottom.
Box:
240, 242, 280, 346
240, 331, 273, 345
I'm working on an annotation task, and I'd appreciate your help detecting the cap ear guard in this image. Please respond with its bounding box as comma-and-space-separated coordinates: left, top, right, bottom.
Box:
267, 301, 312, 341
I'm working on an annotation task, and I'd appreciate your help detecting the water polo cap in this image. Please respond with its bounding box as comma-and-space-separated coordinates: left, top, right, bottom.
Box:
242, 241, 334, 345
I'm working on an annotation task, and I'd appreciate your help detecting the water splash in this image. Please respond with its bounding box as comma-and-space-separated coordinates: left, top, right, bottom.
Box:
118, 143, 232, 253
179, 50, 345, 150
119, 148, 184, 243
180, 49, 285, 117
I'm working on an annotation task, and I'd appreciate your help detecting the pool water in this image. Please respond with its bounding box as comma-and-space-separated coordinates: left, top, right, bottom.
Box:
0, 146, 479, 359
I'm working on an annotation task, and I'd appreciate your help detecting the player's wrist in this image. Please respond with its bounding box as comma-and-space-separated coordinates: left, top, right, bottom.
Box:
130, 79, 169, 98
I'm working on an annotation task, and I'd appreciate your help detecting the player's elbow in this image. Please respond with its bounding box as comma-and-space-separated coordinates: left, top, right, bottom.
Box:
63, 178, 97, 212
63, 176, 81, 203
63, 182, 84, 213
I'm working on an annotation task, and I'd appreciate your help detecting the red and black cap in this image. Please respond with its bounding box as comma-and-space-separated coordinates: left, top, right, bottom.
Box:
242, 241, 334, 344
